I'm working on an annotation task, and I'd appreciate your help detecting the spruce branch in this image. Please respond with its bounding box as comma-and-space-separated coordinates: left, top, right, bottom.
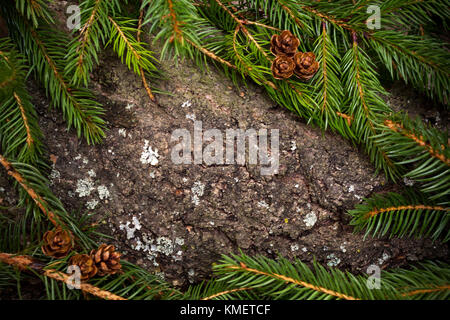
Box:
349, 190, 450, 241
64, 0, 120, 86
212, 252, 402, 300
375, 114, 450, 203
137, 2, 156, 102
383, 260, 450, 300
0, 6, 107, 144
312, 21, 345, 132
107, 16, 158, 76
14, 0, 54, 27
341, 33, 397, 179
0, 41, 44, 164
0, 253, 127, 300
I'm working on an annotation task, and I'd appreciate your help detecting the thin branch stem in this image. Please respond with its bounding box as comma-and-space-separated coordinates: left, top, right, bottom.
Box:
0, 253, 126, 300
227, 262, 359, 300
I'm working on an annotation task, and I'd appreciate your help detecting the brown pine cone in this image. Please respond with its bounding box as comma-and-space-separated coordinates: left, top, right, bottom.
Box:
41, 228, 73, 258
293, 52, 319, 81
270, 30, 300, 57
90, 244, 122, 276
271, 55, 296, 80
69, 254, 98, 280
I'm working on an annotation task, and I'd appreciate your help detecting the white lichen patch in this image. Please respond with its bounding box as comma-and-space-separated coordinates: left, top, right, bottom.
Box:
75, 178, 95, 197
140, 140, 159, 166
175, 238, 185, 246
118, 128, 127, 137
88, 169, 96, 178
348, 185, 355, 192
327, 253, 341, 267
186, 113, 196, 121
86, 199, 99, 210
82, 157, 89, 165
257, 200, 269, 209
191, 181, 205, 206
340, 244, 347, 253
290, 141, 297, 151
125, 103, 134, 110
97, 185, 110, 200
303, 212, 317, 227
378, 252, 390, 265
181, 101, 192, 108
290, 244, 299, 252
49, 166, 60, 185
119, 216, 142, 240
302, 247, 308, 253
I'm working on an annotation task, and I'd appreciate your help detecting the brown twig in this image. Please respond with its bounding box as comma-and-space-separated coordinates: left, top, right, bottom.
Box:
336, 112, 353, 126
13, 92, 34, 147
402, 284, 450, 297
320, 22, 328, 114
77, 0, 102, 73
166, 0, 183, 43
186, 38, 237, 70
365, 204, 449, 218
137, 3, 156, 102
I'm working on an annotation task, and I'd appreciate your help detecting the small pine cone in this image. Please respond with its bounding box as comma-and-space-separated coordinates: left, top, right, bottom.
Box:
271, 55, 296, 80
41, 228, 73, 258
293, 52, 319, 81
270, 30, 300, 57
69, 254, 98, 280
90, 244, 122, 276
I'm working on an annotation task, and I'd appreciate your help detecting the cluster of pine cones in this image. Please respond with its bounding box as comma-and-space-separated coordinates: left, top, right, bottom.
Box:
270, 30, 319, 81
42, 228, 122, 280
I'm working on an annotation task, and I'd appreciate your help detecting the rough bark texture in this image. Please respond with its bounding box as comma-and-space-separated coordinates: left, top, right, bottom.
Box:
0, 1, 448, 289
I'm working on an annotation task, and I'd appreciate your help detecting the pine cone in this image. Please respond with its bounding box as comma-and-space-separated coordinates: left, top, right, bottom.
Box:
293, 52, 319, 81
69, 254, 98, 280
271, 55, 296, 80
41, 228, 73, 258
90, 244, 122, 276
270, 30, 300, 57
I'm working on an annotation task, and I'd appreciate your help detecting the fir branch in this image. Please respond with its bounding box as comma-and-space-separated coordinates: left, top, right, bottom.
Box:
0, 155, 96, 250
0, 41, 44, 164
186, 38, 237, 70
384, 120, 449, 166
0, 253, 127, 300
383, 261, 450, 300
349, 190, 450, 241
0, 6, 107, 144
312, 21, 345, 132
213, 253, 398, 300
107, 16, 158, 76
44, 269, 127, 300
214, 0, 269, 59
14, 0, 54, 27
65, 0, 120, 86
341, 33, 397, 179
366, 31, 450, 104
0, 154, 63, 227
225, 262, 359, 300
375, 114, 450, 203
137, 2, 156, 102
